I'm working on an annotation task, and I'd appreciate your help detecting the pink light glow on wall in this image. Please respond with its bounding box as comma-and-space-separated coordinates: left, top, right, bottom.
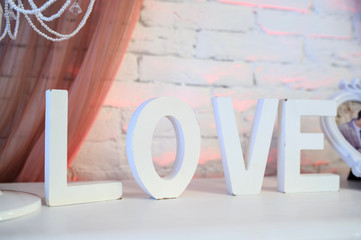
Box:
204, 73, 219, 85
232, 99, 257, 112
260, 25, 299, 37
153, 151, 177, 167
198, 148, 221, 165
213, 91, 257, 112
260, 23, 351, 40
152, 148, 222, 167
351, 52, 361, 57
313, 160, 329, 167
203, 64, 246, 85
317, 0, 361, 13
204, 66, 228, 84
265, 148, 277, 176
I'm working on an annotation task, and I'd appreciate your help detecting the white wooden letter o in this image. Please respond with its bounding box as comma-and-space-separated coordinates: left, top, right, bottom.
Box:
126, 97, 201, 199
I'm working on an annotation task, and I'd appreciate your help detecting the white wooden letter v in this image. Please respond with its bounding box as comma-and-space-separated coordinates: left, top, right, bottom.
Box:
212, 97, 278, 195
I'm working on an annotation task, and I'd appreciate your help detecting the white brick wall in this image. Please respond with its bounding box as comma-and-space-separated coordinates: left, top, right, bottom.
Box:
141, 1, 255, 31
257, 9, 352, 38
197, 31, 303, 62
139, 56, 253, 86
69, 0, 361, 181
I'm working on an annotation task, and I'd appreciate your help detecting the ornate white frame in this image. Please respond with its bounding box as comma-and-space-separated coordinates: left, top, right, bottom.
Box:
320, 79, 361, 177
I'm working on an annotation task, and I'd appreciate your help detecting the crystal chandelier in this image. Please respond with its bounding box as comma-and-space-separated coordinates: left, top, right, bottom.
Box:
0, 0, 96, 42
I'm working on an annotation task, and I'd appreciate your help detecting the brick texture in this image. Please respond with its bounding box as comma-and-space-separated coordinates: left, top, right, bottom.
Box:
69, 0, 361, 182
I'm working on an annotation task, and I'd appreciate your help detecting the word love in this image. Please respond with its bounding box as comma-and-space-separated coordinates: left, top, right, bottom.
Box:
45, 90, 339, 207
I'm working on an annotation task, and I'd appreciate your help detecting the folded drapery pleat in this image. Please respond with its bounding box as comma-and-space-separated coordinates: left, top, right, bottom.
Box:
0, 0, 143, 182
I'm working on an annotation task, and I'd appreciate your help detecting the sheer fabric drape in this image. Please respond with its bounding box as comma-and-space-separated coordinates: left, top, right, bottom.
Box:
0, 0, 143, 182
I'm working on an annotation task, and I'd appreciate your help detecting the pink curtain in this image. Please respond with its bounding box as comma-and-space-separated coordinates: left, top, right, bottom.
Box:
0, 0, 143, 182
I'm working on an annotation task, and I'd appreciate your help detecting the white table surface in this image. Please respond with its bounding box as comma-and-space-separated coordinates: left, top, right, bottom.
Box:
0, 176, 360, 240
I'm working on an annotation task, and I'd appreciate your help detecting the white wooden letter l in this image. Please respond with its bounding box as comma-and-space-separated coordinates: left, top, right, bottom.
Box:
45, 90, 122, 206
